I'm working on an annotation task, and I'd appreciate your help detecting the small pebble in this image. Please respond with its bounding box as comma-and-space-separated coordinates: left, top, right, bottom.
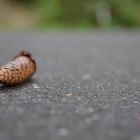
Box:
88, 108, 94, 113
133, 100, 139, 104
66, 92, 73, 96
32, 84, 40, 89
26, 90, 31, 93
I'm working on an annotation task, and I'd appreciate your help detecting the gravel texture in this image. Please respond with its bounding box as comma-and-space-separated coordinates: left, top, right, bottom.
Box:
0, 31, 140, 140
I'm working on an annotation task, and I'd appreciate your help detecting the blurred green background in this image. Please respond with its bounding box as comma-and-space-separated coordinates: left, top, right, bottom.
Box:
0, 0, 140, 29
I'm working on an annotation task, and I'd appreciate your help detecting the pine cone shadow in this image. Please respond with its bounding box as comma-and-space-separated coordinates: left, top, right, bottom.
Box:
0, 78, 36, 92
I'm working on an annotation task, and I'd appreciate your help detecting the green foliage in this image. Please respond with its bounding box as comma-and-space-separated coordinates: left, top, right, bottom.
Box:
10, 0, 140, 28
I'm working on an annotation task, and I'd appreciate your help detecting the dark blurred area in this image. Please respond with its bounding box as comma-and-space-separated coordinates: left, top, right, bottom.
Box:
0, 0, 140, 29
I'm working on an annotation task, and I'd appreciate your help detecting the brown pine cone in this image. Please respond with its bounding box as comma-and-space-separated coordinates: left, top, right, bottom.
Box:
0, 51, 36, 85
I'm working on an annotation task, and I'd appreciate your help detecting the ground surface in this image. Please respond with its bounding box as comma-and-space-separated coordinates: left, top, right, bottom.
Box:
0, 31, 140, 140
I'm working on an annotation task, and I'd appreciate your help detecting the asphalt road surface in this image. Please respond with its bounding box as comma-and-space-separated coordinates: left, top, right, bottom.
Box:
0, 31, 140, 140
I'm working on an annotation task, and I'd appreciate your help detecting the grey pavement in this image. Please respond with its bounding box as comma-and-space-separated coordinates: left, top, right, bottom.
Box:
0, 31, 140, 140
